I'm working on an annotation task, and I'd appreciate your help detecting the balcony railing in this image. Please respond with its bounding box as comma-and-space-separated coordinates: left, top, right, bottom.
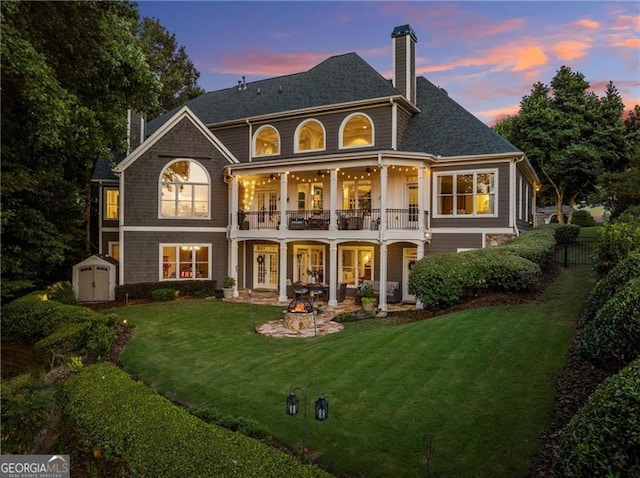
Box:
237, 209, 428, 232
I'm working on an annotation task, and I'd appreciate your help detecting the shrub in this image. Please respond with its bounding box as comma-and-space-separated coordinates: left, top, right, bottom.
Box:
409, 245, 541, 310
0, 374, 57, 454
47, 281, 78, 305
35, 321, 92, 368
571, 209, 596, 227
553, 358, 640, 477
579, 278, 640, 370
223, 276, 236, 288
62, 363, 331, 477
115, 280, 217, 300
151, 288, 178, 302
1, 279, 36, 304
1, 292, 69, 343
593, 208, 640, 277
85, 322, 117, 362
333, 310, 377, 323
504, 227, 557, 271
553, 224, 580, 245
583, 252, 640, 323
189, 406, 272, 442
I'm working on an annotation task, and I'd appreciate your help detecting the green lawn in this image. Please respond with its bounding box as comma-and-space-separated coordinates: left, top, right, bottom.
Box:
115, 268, 596, 478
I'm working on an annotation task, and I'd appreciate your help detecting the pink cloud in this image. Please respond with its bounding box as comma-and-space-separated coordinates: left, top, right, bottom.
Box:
477, 104, 521, 126
611, 14, 640, 31
551, 41, 591, 61
574, 18, 600, 30
212, 49, 333, 76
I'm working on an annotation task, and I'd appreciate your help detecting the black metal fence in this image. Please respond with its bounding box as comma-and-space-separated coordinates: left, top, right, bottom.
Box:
555, 236, 599, 268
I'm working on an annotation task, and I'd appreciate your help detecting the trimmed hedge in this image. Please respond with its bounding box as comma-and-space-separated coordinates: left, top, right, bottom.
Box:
115, 280, 217, 301
553, 358, 640, 477
583, 252, 640, 323
578, 278, 640, 370
409, 247, 540, 310
504, 226, 557, 271
62, 363, 331, 477
1, 292, 70, 343
151, 288, 179, 302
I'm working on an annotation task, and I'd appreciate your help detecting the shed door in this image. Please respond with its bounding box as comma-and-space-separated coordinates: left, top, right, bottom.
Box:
78, 265, 111, 302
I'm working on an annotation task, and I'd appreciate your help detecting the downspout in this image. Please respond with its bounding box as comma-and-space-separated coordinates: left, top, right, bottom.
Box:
512, 156, 525, 237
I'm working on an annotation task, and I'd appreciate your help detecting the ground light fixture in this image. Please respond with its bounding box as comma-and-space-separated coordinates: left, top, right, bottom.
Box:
285, 383, 328, 456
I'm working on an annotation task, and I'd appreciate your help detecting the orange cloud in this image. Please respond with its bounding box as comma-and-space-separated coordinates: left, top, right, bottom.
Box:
477, 104, 521, 126
574, 18, 600, 29
417, 39, 548, 75
612, 38, 640, 48
551, 40, 591, 61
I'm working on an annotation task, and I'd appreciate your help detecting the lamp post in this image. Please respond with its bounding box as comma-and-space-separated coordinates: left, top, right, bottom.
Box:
285, 383, 329, 457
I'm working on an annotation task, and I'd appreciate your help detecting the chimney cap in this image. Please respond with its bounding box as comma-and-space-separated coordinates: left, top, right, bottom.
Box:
391, 24, 417, 42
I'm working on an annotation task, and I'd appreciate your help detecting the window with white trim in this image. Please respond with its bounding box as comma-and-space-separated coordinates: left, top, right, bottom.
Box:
435, 170, 497, 216
253, 125, 280, 156
339, 246, 374, 286
161, 244, 210, 280
108, 242, 120, 261
160, 160, 209, 218
295, 119, 325, 153
339, 113, 374, 149
104, 189, 119, 220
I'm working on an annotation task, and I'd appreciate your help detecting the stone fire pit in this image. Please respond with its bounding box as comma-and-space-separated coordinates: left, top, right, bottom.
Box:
284, 297, 315, 331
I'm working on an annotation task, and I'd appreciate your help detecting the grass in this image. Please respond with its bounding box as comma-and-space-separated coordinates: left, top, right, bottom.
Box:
115, 268, 596, 477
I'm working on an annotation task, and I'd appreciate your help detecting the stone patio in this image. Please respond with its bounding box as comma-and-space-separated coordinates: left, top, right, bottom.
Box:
224, 289, 416, 338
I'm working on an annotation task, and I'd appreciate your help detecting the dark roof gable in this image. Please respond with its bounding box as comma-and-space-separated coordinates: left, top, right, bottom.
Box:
146, 53, 399, 135
398, 77, 520, 156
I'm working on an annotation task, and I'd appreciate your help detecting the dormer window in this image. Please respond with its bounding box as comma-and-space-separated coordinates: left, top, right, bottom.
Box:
340, 113, 374, 149
253, 125, 280, 157
295, 119, 325, 153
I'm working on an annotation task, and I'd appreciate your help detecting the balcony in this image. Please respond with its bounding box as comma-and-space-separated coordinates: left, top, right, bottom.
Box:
237, 209, 428, 232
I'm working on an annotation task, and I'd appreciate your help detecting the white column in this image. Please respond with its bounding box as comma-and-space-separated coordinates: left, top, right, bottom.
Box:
280, 173, 287, 231
329, 169, 338, 231
230, 239, 239, 297
379, 241, 388, 311
417, 166, 425, 231
380, 164, 388, 232
279, 241, 288, 303
230, 176, 239, 230
328, 241, 338, 307
415, 242, 425, 309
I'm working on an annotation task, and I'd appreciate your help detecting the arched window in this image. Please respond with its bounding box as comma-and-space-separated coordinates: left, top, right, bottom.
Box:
340, 113, 374, 149
253, 125, 280, 156
295, 119, 325, 153
159, 159, 210, 218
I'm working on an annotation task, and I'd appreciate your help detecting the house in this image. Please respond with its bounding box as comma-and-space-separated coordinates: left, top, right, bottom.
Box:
93, 25, 540, 310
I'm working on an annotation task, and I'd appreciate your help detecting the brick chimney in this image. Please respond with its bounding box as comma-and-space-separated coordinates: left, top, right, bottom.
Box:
391, 25, 417, 105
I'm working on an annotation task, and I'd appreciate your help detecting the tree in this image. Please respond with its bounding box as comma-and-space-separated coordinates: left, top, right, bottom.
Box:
494, 66, 628, 223
596, 105, 640, 218
1, 0, 160, 283
138, 17, 205, 118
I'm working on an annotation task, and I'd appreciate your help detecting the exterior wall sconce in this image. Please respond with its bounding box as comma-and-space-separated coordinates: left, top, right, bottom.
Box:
285, 383, 329, 456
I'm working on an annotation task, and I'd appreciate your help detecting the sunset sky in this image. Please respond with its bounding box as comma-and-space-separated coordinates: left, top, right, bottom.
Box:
138, 1, 639, 125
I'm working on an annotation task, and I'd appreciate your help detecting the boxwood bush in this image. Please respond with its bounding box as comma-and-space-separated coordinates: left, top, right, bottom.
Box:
151, 288, 179, 302
503, 226, 557, 271
62, 363, 331, 477
1, 292, 69, 343
583, 252, 640, 323
553, 358, 640, 477
115, 280, 217, 300
578, 278, 640, 370
409, 247, 540, 310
